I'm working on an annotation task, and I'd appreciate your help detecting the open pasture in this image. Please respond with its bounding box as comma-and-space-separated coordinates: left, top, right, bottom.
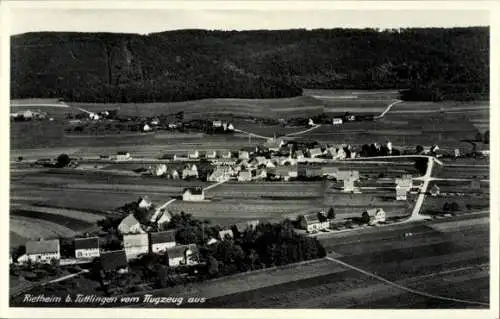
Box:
303, 89, 401, 100
420, 195, 489, 214
432, 165, 489, 180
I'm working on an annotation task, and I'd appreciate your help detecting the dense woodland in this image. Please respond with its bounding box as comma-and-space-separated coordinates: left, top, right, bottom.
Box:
11, 27, 489, 102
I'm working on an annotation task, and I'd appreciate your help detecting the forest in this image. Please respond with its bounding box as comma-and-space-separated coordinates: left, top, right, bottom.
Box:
11, 27, 489, 102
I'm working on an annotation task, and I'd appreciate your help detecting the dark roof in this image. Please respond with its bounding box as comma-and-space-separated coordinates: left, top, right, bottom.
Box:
100, 250, 128, 271
183, 187, 203, 195
74, 237, 99, 250
26, 239, 60, 255
150, 230, 177, 244
166, 244, 198, 259
117, 151, 129, 155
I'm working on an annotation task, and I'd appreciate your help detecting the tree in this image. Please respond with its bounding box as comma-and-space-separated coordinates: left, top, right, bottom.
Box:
416, 145, 424, 154
361, 212, 371, 224
317, 212, 327, 223
17, 156, 23, 162
327, 207, 335, 220
56, 153, 71, 168
450, 202, 460, 212
414, 158, 428, 175
443, 202, 450, 212
475, 132, 483, 142
484, 130, 490, 144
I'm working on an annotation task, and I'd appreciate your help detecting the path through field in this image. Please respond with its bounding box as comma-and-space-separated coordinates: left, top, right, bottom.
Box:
374, 99, 403, 119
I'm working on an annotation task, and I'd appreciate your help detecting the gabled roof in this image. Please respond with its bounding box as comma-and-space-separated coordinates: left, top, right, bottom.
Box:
123, 233, 149, 248
234, 220, 260, 232
150, 230, 177, 244
74, 237, 99, 250
183, 187, 203, 195
166, 244, 198, 259
219, 229, 234, 240
365, 208, 385, 216
303, 213, 326, 225
26, 239, 60, 255
309, 148, 323, 155
119, 214, 141, 230
395, 178, 412, 188
100, 250, 128, 271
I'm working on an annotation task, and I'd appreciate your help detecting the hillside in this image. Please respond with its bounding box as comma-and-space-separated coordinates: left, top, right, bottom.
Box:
11, 27, 489, 102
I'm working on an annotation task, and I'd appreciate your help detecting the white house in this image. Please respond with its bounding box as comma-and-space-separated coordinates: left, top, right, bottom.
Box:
25, 239, 60, 264
118, 214, 146, 235
206, 150, 217, 159
166, 244, 199, 267
182, 165, 199, 179
308, 118, 315, 126
295, 150, 305, 160
221, 151, 232, 159
143, 124, 152, 132
264, 138, 285, 152
255, 168, 267, 180
123, 233, 149, 261
238, 170, 252, 182
227, 123, 235, 131
182, 187, 205, 201
334, 148, 347, 160
300, 213, 329, 233
74, 237, 100, 259
169, 169, 180, 180
150, 230, 177, 254
364, 208, 386, 226
137, 196, 153, 210
395, 178, 413, 200
188, 150, 199, 159
213, 120, 222, 128
150, 164, 167, 176
219, 229, 234, 240
238, 150, 250, 160
115, 152, 131, 161
208, 166, 234, 182
308, 148, 323, 158
430, 184, 440, 196
332, 118, 343, 125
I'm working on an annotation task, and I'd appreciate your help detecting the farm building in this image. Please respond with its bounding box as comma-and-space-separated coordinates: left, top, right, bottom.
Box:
182, 187, 205, 201
430, 185, 440, 196
165, 244, 199, 267
208, 166, 234, 182
264, 138, 285, 152
238, 150, 250, 160
74, 237, 100, 259
332, 118, 343, 125
154, 210, 172, 228
118, 214, 145, 235
182, 165, 199, 179
115, 151, 131, 161
149, 164, 167, 176
274, 166, 298, 181
300, 213, 329, 233
308, 118, 315, 126
150, 230, 177, 254
364, 208, 386, 226
100, 250, 129, 274
206, 150, 217, 159
213, 120, 222, 128
25, 239, 61, 264
308, 148, 323, 158
238, 170, 252, 182
219, 229, 234, 240
333, 148, 347, 160
227, 123, 234, 131
265, 159, 277, 168
395, 178, 413, 200
123, 233, 149, 261
188, 150, 199, 159
221, 151, 232, 159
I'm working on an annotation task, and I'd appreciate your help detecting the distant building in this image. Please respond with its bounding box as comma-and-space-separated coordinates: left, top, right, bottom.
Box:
255, 168, 267, 180
238, 150, 250, 160
300, 213, 329, 233
150, 164, 167, 176
332, 118, 343, 125
264, 138, 285, 152
182, 165, 199, 179
454, 148, 461, 158
188, 150, 199, 159
25, 239, 60, 264
208, 166, 234, 182
227, 123, 235, 131
295, 150, 305, 160
308, 118, 315, 126
206, 150, 217, 159
143, 124, 152, 132
213, 120, 222, 128
150, 230, 177, 254
364, 208, 386, 226
219, 229, 234, 240
165, 244, 199, 267
169, 169, 180, 180
334, 148, 347, 160
74, 237, 100, 259
137, 196, 153, 210
123, 233, 149, 261
238, 170, 252, 182
274, 166, 298, 181
221, 151, 232, 159
395, 178, 413, 201
321, 166, 339, 178
308, 148, 323, 158
182, 187, 205, 201
118, 214, 145, 235
100, 250, 129, 274
115, 152, 131, 161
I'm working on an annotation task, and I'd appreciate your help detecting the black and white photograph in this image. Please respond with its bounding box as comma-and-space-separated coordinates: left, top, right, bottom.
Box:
2, 1, 498, 317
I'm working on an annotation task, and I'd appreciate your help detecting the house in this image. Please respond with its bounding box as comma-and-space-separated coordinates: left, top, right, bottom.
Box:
430, 184, 440, 196
454, 148, 461, 158
221, 151, 232, 159
182, 187, 205, 201
219, 229, 234, 240
264, 138, 285, 152
115, 151, 131, 161
395, 178, 413, 200
332, 118, 343, 125
396, 187, 408, 201
143, 124, 152, 132
23, 110, 34, 119
364, 208, 386, 225
100, 250, 129, 274
308, 118, 315, 126
300, 213, 329, 233
234, 220, 260, 234
265, 159, 277, 168
238, 150, 250, 160
206, 150, 217, 159
182, 165, 199, 179
118, 214, 145, 235
150, 230, 177, 254
343, 178, 355, 192
255, 168, 267, 180
238, 170, 252, 182
308, 148, 323, 158
251, 156, 267, 167
274, 166, 298, 181
334, 148, 347, 160
151, 118, 160, 126
188, 150, 199, 159
213, 120, 222, 128
169, 169, 180, 180
208, 166, 234, 182
295, 150, 305, 160
321, 166, 339, 178
206, 238, 218, 246
137, 196, 153, 210
123, 233, 149, 261
74, 237, 100, 259
155, 210, 172, 228
150, 164, 167, 176
227, 123, 235, 131
165, 244, 199, 267
25, 239, 60, 264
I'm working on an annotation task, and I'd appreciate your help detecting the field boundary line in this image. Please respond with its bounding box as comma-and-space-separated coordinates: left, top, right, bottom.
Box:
375, 99, 403, 119
325, 256, 489, 306
284, 124, 321, 137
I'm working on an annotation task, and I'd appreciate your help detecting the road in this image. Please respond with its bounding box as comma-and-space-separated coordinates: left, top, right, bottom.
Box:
45, 269, 89, 285
284, 124, 321, 137
407, 157, 436, 222
374, 99, 403, 119
233, 129, 270, 140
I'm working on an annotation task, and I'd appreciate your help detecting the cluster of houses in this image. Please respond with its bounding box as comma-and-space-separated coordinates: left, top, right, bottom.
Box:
299, 208, 387, 233
10, 109, 48, 121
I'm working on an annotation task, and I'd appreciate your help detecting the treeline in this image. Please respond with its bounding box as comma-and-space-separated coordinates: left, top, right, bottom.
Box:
11, 27, 488, 102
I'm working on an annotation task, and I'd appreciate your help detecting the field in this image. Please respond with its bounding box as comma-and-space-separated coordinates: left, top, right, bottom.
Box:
432, 164, 490, 180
